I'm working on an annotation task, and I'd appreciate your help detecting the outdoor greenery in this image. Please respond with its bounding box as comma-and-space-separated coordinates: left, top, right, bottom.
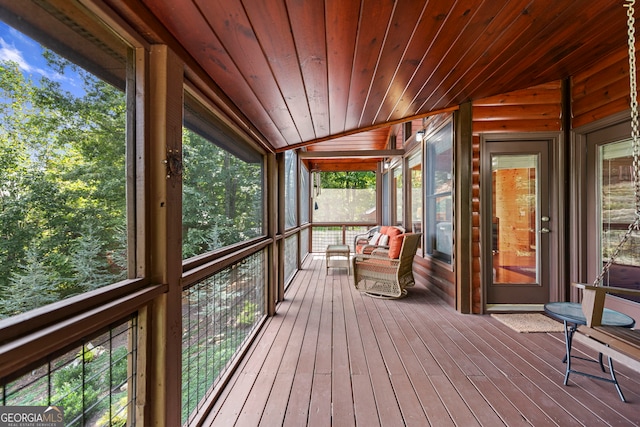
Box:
313, 171, 376, 223
0, 54, 128, 318
181, 255, 265, 424
181, 128, 263, 259
0, 52, 263, 318
319, 171, 375, 189
1, 32, 265, 426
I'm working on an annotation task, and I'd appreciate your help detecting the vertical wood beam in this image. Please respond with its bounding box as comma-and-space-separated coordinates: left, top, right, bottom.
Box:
146, 45, 183, 426
376, 162, 383, 225
266, 152, 278, 315
276, 153, 286, 302
455, 102, 473, 313
133, 44, 149, 426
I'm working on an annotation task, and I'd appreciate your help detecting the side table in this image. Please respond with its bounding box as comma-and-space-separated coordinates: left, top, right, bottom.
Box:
326, 244, 350, 275
544, 301, 635, 401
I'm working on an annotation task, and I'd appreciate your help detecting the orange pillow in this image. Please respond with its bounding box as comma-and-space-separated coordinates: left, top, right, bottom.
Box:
379, 226, 389, 235
387, 226, 403, 238
388, 233, 406, 259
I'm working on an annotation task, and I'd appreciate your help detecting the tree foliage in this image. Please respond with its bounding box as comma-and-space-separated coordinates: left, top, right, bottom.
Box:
0, 53, 127, 318
181, 130, 262, 259
320, 171, 375, 189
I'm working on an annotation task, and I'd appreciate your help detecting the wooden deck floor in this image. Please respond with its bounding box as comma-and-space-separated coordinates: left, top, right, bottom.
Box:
204, 254, 640, 426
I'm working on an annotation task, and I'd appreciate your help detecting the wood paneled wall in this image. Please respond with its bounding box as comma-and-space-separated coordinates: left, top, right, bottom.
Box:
472, 81, 563, 134
419, 45, 631, 312
572, 47, 630, 129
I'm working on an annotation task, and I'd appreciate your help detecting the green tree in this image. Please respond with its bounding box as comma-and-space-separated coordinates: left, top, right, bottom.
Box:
181, 130, 262, 258
0, 51, 127, 317
0, 247, 59, 317
320, 171, 375, 189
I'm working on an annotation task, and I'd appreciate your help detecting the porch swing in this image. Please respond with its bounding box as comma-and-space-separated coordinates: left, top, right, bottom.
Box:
544, 0, 640, 403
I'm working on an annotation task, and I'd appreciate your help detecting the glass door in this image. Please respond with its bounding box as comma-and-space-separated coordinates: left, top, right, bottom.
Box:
484, 140, 551, 304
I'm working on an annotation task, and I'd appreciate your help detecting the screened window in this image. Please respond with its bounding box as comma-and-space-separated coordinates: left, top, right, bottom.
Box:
597, 139, 640, 300
425, 121, 453, 263
408, 151, 423, 238
393, 166, 403, 226
300, 163, 310, 224
0, 15, 130, 318
312, 171, 376, 222
182, 92, 264, 258
284, 151, 298, 229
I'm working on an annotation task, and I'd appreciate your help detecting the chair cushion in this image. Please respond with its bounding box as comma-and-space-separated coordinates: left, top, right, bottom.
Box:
388, 233, 406, 259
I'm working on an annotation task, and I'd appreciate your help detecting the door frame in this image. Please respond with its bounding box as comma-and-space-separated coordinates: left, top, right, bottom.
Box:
480, 132, 565, 312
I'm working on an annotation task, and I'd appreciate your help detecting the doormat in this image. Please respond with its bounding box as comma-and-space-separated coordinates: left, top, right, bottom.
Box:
490, 313, 564, 333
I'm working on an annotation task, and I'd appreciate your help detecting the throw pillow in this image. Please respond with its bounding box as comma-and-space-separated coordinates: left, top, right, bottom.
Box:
369, 232, 381, 245
388, 233, 406, 259
378, 234, 389, 246
387, 226, 403, 238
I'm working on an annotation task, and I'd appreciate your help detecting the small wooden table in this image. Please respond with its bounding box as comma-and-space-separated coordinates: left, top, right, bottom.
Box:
326, 244, 350, 275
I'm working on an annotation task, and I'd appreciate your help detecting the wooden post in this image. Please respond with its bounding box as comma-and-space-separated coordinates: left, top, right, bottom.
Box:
145, 44, 183, 426
455, 102, 473, 314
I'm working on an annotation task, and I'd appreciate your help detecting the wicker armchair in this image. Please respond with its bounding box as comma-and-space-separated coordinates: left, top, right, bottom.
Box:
353, 225, 405, 254
352, 233, 421, 299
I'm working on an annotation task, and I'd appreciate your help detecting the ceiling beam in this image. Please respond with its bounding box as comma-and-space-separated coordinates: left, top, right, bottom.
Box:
298, 149, 403, 159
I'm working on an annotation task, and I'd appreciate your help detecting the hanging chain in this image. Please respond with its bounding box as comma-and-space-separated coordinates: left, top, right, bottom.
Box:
594, 0, 640, 286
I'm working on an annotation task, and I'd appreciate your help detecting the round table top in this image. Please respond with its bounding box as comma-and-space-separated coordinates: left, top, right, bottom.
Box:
544, 301, 635, 328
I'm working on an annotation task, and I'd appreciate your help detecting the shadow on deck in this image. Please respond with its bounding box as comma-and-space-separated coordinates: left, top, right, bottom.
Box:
204, 254, 640, 426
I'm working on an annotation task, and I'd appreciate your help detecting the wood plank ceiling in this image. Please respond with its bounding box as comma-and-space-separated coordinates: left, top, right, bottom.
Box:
113, 0, 627, 168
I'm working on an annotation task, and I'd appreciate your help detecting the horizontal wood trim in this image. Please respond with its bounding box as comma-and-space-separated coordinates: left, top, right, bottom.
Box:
473, 83, 562, 106
0, 278, 150, 345
299, 149, 403, 159
472, 119, 561, 134
413, 256, 455, 302
182, 237, 271, 272
311, 222, 377, 228
182, 240, 271, 289
304, 158, 381, 171
0, 284, 166, 380
472, 104, 561, 121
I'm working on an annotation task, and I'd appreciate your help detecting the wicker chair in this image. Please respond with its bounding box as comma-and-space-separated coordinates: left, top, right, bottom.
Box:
352, 233, 421, 299
353, 225, 405, 254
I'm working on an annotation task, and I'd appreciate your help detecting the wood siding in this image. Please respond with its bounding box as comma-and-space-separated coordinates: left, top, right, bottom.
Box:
572, 47, 631, 129
470, 82, 563, 313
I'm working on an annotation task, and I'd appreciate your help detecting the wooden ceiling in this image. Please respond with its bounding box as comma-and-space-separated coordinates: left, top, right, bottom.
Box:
110, 0, 627, 162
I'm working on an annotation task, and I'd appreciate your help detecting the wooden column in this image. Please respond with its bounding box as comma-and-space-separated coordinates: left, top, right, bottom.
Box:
276, 152, 285, 302
145, 44, 183, 426
266, 152, 278, 316
455, 102, 473, 314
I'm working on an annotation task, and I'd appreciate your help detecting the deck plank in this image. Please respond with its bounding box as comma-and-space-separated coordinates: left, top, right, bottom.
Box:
203, 255, 640, 426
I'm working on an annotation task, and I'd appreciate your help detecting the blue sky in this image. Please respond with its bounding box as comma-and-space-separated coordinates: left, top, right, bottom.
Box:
0, 21, 85, 96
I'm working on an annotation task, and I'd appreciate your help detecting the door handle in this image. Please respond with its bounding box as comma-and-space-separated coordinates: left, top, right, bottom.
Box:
539, 228, 550, 233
